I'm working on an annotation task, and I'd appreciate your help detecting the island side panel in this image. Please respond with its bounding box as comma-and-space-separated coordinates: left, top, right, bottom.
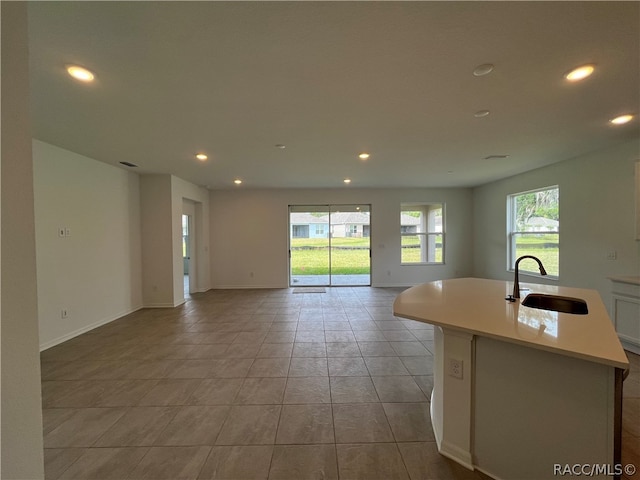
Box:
431, 326, 445, 450
432, 327, 475, 469
474, 336, 616, 480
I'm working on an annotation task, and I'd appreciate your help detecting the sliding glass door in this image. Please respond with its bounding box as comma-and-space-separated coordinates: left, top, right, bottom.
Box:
289, 206, 330, 286
289, 205, 370, 286
328, 205, 370, 286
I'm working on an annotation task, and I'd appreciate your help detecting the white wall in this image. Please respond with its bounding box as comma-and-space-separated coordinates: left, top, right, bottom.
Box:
33, 141, 142, 349
473, 138, 640, 311
1, 3, 45, 477
140, 174, 211, 306
140, 175, 174, 307
209, 187, 473, 288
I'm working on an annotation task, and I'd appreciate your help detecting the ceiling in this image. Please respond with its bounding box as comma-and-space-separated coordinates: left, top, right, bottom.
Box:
28, 1, 640, 190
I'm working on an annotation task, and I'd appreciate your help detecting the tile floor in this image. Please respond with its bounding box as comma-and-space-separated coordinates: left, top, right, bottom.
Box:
40, 287, 639, 480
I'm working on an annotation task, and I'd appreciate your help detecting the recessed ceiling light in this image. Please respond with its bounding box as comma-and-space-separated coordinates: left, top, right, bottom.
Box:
565, 64, 595, 82
66, 65, 95, 82
609, 114, 634, 125
343, 178, 351, 184
358, 153, 370, 160
195, 153, 208, 161
473, 64, 494, 77
119, 161, 138, 168
483, 155, 510, 160
474, 110, 490, 118
275, 144, 286, 149
234, 179, 243, 185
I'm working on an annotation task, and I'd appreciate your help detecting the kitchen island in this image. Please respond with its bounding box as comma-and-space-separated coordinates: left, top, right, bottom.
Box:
393, 277, 629, 480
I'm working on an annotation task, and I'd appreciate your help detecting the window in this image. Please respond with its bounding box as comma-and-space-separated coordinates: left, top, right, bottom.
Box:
508, 186, 559, 277
401, 203, 444, 264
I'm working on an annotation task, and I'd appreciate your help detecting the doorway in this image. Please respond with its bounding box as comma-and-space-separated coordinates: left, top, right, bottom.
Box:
182, 214, 193, 298
289, 205, 371, 286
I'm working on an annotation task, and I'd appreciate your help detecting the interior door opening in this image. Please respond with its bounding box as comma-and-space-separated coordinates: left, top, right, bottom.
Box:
182, 214, 192, 298
289, 205, 371, 286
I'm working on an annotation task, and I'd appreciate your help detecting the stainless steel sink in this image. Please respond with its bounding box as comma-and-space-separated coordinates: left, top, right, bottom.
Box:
522, 293, 588, 315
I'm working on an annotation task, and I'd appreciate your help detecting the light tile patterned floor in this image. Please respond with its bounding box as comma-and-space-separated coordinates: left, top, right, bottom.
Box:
40, 287, 640, 479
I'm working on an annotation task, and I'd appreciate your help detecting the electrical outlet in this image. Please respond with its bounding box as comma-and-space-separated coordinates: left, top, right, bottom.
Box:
606, 250, 617, 260
58, 227, 66, 237
448, 358, 463, 379
61, 309, 69, 319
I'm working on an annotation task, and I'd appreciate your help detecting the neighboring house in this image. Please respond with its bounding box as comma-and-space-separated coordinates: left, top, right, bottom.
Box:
290, 213, 330, 238
524, 216, 559, 232
290, 211, 371, 238
292, 211, 442, 239
329, 212, 371, 238
400, 213, 424, 234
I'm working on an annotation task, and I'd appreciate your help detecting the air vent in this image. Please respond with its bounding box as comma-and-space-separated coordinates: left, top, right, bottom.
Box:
119, 161, 138, 168
483, 155, 510, 160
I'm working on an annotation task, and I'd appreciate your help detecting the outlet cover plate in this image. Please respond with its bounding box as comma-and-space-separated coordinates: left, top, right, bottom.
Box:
448, 358, 463, 379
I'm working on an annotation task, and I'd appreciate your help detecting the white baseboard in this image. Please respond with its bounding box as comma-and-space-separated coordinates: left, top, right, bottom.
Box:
439, 440, 474, 471
212, 283, 413, 290
473, 466, 506, 480
371, 282, 416, 288
143, 302, 177, 308
621, 339, 640, 355
40, 305, 144, 351
212, 284, 289, 290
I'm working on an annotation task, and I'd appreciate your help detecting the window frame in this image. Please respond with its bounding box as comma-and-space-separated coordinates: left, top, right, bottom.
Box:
400, 203, 445, 265
507, 186, 559, 278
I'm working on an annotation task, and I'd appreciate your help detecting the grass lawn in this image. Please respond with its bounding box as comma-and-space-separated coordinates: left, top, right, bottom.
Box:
290, 235, 559, 276
401, 235, 442, 263
291, 238, 369, 247
290, 237, 370, 275
513, 235, 559, 276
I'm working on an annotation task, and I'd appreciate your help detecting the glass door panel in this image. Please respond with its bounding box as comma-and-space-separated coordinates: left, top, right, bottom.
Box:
289, 204, 371, 287
329, 205, 371, 286
289, 206, 330, 286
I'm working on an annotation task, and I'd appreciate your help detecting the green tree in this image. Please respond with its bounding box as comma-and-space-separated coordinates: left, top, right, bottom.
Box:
515, 188, 559, 228
515, 193, 536, 228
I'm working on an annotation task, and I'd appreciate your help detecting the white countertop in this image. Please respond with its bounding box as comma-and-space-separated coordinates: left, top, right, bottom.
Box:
393, 277, 629, 369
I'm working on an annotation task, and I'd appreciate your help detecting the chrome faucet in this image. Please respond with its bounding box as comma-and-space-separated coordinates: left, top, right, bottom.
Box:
511, 255, 548, 299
